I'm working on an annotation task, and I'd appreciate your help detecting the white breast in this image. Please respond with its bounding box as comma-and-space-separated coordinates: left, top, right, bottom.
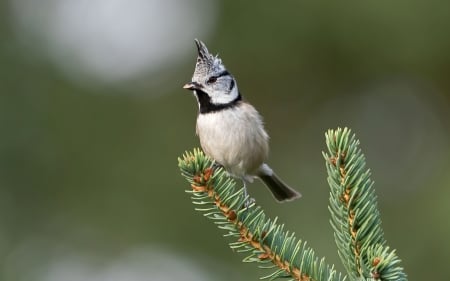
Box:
196, 102, 269, 178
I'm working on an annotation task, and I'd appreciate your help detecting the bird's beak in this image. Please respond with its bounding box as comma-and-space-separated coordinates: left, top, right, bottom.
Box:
183, 82, 201, 91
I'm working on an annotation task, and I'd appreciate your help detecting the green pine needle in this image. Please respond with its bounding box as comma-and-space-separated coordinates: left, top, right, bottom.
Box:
178, 148, 344, 281
323, 127, 407, 281
178, 127, 407, 281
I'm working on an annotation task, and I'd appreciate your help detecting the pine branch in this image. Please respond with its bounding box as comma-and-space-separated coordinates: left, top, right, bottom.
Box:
323, 128, 407, 281
178, 128, 407, 281
178, 148, 344, 281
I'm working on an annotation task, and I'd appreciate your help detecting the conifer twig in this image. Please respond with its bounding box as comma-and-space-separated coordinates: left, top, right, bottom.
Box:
179, 149, 343, 281
323, 128, 407, 281
178, 127, 408, 281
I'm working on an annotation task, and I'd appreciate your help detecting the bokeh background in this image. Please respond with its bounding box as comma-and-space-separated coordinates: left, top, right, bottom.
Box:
1, 0, 449, 280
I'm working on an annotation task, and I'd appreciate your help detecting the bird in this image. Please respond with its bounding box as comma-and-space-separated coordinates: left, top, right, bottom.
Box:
183, 39, 301, 202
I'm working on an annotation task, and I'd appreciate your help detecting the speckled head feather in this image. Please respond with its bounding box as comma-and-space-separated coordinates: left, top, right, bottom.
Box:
192, 39, 226, 82
184, 39, 241, 110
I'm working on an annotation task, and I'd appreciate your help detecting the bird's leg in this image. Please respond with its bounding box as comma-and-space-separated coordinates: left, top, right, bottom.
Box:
241, 179, 255, 208
211, 163, 253, 207
242, 179, 248, 199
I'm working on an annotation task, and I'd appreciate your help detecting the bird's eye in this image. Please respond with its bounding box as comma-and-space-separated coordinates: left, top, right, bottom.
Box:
207, 76, 217, 84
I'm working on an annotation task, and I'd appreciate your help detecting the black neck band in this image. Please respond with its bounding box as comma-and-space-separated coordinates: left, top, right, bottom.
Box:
195, 90, 242, 114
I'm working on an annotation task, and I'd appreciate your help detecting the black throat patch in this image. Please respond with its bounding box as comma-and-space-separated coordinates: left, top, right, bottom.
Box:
194, 90, 242, 114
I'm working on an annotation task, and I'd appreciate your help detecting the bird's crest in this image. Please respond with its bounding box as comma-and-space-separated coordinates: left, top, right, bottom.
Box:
193, 39, 226, 81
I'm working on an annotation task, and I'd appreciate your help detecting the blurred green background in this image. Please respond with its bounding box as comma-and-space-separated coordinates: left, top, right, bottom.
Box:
1, 0, 449, 280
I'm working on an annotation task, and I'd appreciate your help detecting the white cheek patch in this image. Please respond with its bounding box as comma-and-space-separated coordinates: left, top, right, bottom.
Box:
210, 84, 239, 105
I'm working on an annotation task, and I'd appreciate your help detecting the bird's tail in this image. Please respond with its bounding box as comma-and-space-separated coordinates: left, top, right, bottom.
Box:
258, 164, 301, 202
